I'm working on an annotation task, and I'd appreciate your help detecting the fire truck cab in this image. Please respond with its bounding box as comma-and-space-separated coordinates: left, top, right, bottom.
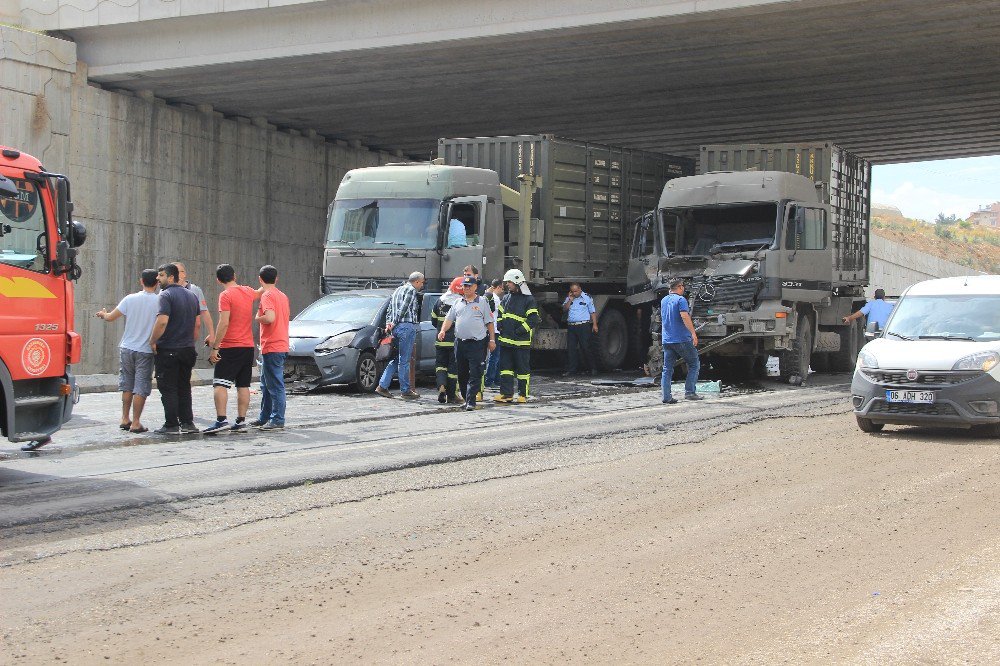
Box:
0, 147, 86, 449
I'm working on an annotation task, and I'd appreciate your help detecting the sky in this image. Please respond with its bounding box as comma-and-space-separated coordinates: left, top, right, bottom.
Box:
871, 155, 1000, 223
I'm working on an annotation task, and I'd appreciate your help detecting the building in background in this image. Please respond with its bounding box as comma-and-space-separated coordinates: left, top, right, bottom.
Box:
968, 203, 1000, 229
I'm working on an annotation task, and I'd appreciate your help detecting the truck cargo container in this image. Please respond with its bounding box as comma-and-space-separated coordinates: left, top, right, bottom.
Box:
627, 142, 871, 382
322, 135, 693, 369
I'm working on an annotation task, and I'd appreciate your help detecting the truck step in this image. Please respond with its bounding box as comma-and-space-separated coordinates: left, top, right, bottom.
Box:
14, 395, 61, 408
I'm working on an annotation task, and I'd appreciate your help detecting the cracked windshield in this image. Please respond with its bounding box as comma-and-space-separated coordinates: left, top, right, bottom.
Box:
662, 204, 778, 255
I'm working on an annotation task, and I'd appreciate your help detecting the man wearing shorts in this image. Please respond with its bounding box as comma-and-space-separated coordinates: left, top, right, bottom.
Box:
204, 264, 260, 433
96, 268, 160, 433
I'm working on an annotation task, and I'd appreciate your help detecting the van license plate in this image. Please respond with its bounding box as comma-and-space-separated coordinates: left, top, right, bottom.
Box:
886, 390, 935, 404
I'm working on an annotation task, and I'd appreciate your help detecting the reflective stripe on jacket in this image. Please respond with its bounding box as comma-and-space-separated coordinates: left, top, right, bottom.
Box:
497, 292, 540, 347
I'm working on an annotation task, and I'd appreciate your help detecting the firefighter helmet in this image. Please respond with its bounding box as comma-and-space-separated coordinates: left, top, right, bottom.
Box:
503, 269, 526, 285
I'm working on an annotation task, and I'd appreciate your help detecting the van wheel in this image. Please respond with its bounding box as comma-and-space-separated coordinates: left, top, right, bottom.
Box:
597, 308, 628, 370
354, 352, 379, 393
856, 416, 884, 433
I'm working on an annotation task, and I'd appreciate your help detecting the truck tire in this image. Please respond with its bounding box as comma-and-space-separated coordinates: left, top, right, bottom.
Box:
856, 416, 884, 433
831, 320, 863, 372
779, 313, 813, 384
596, 308, 629, 370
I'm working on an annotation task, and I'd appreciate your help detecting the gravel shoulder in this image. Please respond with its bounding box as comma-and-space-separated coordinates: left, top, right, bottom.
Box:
3, 409, 999, 664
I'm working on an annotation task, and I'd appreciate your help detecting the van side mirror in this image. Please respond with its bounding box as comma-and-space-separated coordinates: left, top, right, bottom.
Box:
865, 320, 881, 340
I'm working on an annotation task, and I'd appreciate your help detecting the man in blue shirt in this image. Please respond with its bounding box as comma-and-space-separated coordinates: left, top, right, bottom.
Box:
843, 288, 894, 330
562, 283, 599, 376
660, 278, 702, 404
447, 218, 468, 247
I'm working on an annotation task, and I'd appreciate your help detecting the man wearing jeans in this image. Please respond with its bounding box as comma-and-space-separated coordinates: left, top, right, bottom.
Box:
660, 278, 703, 404
149, 263, 201, 434
376, 272, 425, 400
253, 265, 290, 430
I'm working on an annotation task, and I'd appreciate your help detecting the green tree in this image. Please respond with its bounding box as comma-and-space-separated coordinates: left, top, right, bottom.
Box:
935, 212, 958, 226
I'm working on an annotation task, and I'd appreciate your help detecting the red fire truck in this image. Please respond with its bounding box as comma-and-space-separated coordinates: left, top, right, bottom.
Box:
0, 146, 85, 450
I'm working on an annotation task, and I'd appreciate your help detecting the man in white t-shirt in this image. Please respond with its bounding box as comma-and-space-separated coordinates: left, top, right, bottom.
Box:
96, 268, 161, 433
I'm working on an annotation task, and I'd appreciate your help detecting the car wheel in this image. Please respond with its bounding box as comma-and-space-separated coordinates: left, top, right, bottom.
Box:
354, 351, 379, 393
856, 416, 884, 433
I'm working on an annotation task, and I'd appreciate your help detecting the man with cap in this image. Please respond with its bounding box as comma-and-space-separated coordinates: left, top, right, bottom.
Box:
376, 271, 425, 399
431, 276, 465, 403
438, 276, 496, 410
494, 269, 540, 404
843, 288, 894, 331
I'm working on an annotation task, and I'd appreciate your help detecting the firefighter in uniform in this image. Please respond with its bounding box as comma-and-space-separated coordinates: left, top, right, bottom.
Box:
494, 269, 541, 404
432, 277, 465, 403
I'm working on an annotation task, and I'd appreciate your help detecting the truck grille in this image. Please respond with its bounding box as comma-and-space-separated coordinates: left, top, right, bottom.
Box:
687, 275, 762, 314
862, 370, 982, 386
322, 276, 451, 293
869, 401, 958, 417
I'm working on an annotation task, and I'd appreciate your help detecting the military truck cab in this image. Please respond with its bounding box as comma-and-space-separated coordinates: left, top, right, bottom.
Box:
322, 164, 508, 294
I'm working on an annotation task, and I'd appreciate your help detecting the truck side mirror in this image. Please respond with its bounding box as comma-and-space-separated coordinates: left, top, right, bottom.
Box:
70, 219, 87, 248
794, 207, 806, 235
0, 175, 18, 198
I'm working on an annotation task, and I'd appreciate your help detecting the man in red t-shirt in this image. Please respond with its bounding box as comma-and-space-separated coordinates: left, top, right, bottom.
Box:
204, 264, 260, 433
252, 264, 290, 430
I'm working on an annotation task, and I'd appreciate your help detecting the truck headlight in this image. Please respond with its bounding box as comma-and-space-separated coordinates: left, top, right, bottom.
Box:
858, 350, 879, 369
314, 331, 356, 355
952, 351, 999, 372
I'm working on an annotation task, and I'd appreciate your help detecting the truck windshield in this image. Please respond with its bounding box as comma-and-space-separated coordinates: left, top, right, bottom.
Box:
326, 198, 439, 250
883, 295, 1000, 342
0, 176, 48, 271
661, 204, 778, 256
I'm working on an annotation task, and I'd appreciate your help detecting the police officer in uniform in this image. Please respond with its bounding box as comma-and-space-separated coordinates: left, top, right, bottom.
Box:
562, 282, 599, 376
431, 276, 464, 403
494, 269, 541, 404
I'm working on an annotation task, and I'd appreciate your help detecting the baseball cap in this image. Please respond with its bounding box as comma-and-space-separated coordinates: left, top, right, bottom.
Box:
461, 276, 478, 286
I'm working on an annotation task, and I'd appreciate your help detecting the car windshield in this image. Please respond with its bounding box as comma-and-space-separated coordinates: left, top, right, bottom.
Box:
295, 295, 385, 324
326, 198, 439, 250
884, 294, 1000, 342
661, 204, 778, 255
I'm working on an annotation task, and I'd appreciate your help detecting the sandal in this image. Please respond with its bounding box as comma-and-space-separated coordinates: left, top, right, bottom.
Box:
119, 421, 132, 430
128, 426, 148, 434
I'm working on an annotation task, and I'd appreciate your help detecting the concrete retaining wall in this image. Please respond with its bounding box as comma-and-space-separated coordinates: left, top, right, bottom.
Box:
3, 27, 393, 373
869, 234, 978, 298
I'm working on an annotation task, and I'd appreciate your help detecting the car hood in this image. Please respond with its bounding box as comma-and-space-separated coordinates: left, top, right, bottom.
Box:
287, 320, 362, 355
864, 338, 1000, 371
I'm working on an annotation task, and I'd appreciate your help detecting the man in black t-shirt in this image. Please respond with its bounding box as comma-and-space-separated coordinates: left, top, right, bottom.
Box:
149, 263, 201, 435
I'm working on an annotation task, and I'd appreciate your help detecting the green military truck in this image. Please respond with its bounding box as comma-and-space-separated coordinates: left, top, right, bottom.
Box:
322, 135, 693, 369
626, 143, 872, 383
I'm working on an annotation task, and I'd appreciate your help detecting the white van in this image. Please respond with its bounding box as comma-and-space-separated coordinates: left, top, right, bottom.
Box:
851, 275, 1000, 435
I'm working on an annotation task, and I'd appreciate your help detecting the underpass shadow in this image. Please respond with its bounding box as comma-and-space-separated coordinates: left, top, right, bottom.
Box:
0, 468, 188, 556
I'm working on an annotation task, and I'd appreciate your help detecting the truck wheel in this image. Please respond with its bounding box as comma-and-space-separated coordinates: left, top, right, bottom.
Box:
830, 319, 863, 372
856, 416, 884, 433
596, 308, 628, 370
779, 313, 813, 384
354, 352, 379, 393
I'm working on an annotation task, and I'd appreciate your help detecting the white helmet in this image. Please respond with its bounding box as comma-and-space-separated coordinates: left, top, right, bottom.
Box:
503, 268, 526, 285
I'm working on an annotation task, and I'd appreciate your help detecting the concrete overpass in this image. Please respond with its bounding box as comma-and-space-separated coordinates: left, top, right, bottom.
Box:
15, 0, 1000, 163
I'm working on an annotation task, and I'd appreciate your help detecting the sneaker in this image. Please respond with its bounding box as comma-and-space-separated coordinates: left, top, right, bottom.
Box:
154, 425, 181, 435
494, 394, 513, 404
438, 388, 447, 404
662, 398, 678, 404
400, 391, 420, 400
464, 404, 477, 411
230, 420, 248, 432
202, 419, 230, 434
515, 395, 528, 404
685, 393, 704, 401
259, 421, 284, 430
179, 422, 200, 434
375, 386, 394, 398
249, 419, 267, 428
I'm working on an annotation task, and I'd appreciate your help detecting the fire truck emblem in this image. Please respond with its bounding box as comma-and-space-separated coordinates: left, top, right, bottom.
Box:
22, 337, 51, 376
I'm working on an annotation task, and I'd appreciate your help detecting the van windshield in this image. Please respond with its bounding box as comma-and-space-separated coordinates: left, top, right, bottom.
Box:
884, 294, 1000, 342
326, 198, 439, 250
